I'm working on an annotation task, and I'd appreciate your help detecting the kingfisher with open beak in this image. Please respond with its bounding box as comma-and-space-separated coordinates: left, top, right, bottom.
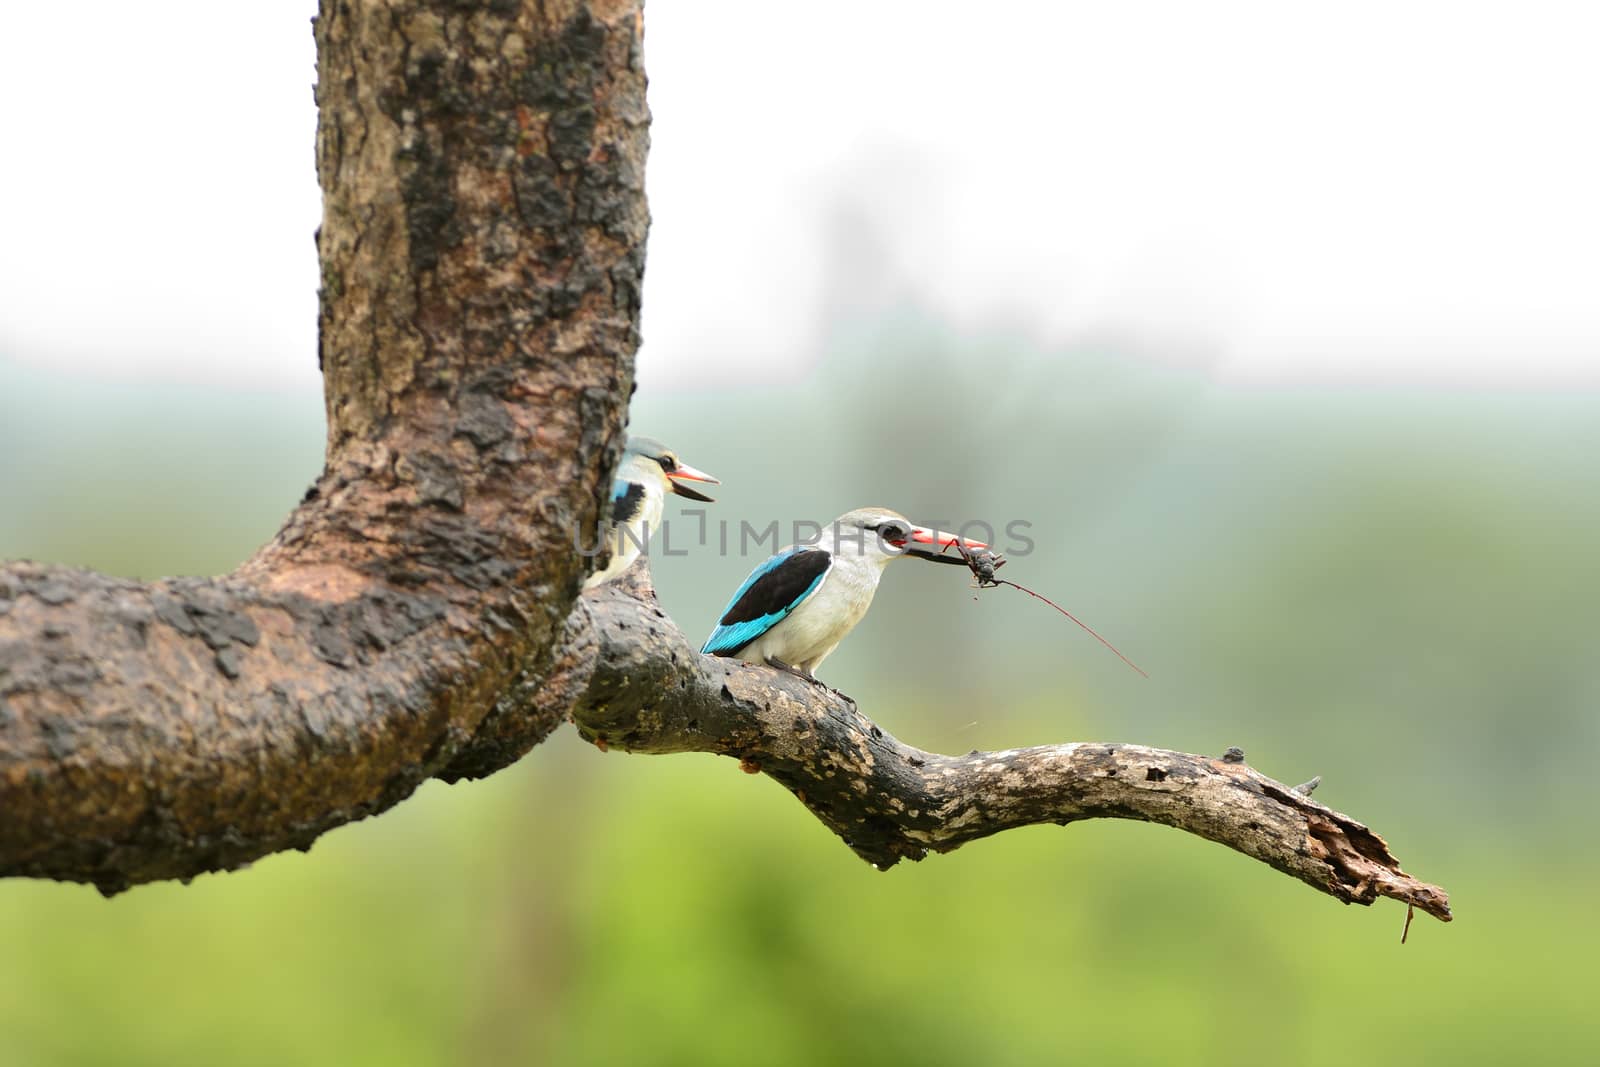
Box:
584, 436, 720, 589
700, 507, 988, 683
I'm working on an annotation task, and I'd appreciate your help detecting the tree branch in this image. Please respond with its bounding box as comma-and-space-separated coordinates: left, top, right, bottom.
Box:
0, 0, 648, 893
557, 570, 1452, 923
0, 0, 1453, 929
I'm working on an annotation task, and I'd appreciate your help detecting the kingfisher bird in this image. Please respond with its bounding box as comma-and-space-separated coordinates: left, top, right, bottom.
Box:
584, 436, 720, 589
700, 507, 987, 683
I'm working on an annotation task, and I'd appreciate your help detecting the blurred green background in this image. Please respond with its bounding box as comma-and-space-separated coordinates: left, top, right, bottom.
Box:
3, 310, 1597, 1065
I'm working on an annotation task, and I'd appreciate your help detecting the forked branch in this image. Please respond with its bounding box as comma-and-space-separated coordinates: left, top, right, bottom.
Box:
0, 0, 1452, 926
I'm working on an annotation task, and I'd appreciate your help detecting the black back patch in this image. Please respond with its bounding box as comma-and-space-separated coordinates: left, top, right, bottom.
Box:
611, 482, 646, 524
720, 549, 832, 625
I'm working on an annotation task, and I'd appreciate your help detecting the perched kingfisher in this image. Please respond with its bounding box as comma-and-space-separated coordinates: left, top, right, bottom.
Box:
584, 436, 720, 589
700, 507, 987, 682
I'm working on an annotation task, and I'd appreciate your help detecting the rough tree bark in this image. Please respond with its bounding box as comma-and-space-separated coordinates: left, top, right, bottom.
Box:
0, 0, 1450, 925
0, 0, 645, 892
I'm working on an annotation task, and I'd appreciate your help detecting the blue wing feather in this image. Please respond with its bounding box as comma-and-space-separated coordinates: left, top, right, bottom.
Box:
701, 547, 830, 656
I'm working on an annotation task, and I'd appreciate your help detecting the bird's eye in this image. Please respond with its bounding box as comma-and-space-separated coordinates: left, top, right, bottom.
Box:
656, 455, 678, 473
881, 522, 908, 541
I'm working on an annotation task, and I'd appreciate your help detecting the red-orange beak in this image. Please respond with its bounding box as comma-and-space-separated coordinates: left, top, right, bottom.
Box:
897, 525, 990, 563
906, 526, 987, 550
666, 462, 719, 503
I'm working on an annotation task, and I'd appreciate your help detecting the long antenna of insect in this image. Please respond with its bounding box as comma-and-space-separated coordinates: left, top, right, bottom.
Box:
946, 541, 1148, 677
989, 576, 1148, 678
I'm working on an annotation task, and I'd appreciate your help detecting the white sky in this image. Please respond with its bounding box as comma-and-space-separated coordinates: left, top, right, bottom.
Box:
2, 1, 1597, 392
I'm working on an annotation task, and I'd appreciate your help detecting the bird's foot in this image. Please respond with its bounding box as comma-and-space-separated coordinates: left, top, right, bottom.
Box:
765, 657, 854, 706
765, 656, 812, 682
